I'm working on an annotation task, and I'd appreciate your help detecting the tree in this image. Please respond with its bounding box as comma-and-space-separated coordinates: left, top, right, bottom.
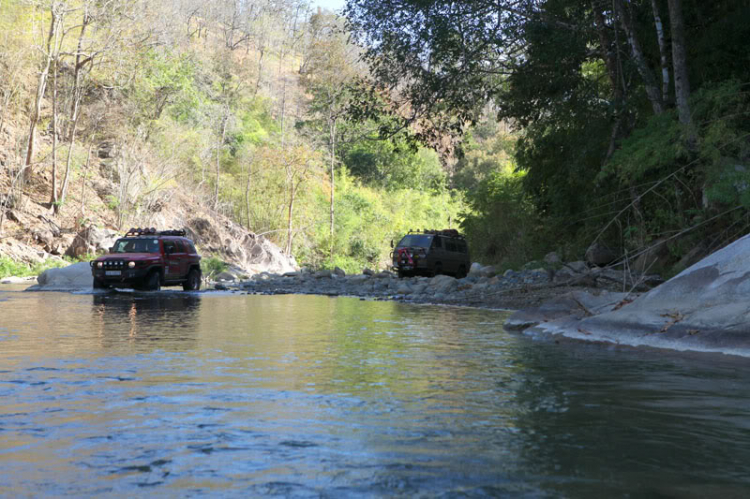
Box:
23, 0, 63, 187
345, 0, 750, 258
301, 10, 359, 261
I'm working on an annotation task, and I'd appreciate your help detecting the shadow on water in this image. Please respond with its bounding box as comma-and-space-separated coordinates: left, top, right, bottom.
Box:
505, 339, 750, 498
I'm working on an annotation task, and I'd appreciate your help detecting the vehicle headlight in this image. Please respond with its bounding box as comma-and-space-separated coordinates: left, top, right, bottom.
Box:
97, 262, 103, 268
128, 261, 136, 268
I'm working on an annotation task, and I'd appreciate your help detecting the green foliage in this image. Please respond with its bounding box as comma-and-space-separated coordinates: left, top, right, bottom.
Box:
453, 117, 516, 191
134, 49, 205, 125
298, 170, 464, 273
602, 111, 683, 184
201, 256, 228, 278
340, 129, 446, 191
0, 257, 69, 279
460, 169, 541, 269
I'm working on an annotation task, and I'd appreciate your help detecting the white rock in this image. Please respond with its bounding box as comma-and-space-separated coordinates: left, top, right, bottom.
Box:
544, 252, 561, 264
29, 262, 91, 291
0, 276, 27, 284
469, 262, 484, 275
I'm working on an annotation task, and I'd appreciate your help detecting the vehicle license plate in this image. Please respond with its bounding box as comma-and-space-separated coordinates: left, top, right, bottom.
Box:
105, 270, 121, 276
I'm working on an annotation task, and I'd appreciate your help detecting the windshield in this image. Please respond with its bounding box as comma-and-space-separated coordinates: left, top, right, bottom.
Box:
112, 238, 160, 254
397, 235, 433, 248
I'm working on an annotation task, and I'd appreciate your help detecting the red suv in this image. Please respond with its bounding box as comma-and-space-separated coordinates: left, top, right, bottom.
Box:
91, 228, 202, 291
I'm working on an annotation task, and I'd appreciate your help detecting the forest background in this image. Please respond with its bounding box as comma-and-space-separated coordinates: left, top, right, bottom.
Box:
1, 0, 749, 277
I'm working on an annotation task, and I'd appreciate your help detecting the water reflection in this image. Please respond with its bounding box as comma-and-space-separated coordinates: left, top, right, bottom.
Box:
0, 292, 750, 496
91, 293, 201, 350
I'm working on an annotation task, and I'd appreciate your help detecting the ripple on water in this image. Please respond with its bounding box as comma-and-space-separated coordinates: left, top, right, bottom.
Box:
0, 292, 749, 497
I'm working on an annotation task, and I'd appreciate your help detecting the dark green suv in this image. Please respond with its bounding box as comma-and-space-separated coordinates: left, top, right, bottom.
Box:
391, 229, 470, 278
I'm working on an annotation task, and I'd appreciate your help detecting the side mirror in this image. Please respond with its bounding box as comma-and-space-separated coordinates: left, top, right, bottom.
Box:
109, 246, 115, 253
390, 240, 394, 249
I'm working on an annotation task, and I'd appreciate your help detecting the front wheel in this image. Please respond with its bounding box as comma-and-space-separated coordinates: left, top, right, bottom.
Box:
93, 278, 107, 289
143, 271, 161, 291
431, 263, 443, 277
183, 268, 201, 291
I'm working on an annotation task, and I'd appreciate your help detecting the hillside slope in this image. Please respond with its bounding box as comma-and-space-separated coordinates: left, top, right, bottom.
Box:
0, 115, 296, 275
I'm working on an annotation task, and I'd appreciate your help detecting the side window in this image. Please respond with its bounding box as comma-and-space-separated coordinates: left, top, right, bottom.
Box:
458, 241, 467, 253
174, 240, 185, 253
163, 240, 176, 254
431, 237, 442, 249
446, 241, 457, 252
187, 242, 197, 254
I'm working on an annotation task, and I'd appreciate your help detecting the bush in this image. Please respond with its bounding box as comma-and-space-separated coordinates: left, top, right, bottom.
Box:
201, 256, 227, 278
460, 170, 543, 269
0, 257, 69, 279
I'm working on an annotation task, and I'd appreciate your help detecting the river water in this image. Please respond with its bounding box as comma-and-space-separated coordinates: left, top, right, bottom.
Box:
1, 288, 750, 497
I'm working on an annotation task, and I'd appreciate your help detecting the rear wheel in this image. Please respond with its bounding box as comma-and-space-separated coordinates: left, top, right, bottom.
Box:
456, 265, 467, 279
143, 270, 161, 291
183, 268, 201, 291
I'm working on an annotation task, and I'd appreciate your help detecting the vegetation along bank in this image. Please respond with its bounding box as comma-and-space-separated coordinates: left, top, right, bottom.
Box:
2, 0, 750, 299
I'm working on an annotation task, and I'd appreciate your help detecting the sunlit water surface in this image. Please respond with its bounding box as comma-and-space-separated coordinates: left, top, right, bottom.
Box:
1, 288, 750, 497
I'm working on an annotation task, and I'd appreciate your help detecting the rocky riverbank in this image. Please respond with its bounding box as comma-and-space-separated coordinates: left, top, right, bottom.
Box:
506, 233, 750, 357
19, 257, 655, 311
217, 262, 643, 310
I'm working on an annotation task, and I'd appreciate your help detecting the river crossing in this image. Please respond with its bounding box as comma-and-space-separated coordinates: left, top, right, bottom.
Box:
1, 287, 750, 496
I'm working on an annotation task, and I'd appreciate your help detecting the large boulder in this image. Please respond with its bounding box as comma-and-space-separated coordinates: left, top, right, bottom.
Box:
27, 262, 93, 291
431, 274, 458, 293
631, 237, 672, 274
512, 232, 750, 356
65, 226, 119, 259
185, 217, 296, 276
585, 242, 617, 267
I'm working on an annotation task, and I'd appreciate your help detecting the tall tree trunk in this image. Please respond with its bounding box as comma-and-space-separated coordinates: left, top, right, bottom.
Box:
213, 110, 228, 210
592, 2, 620, 97
245, 160, 252, 229
592, 2, 627, 162
59, 7, 92, 213
253, 47, 265, 97
614, 0, 664, 115
79, 141, 93, 218
329, 116, 336, 263
650, 0, 670, 104
67, 7, 90, 139
50, 54, 59, 208
667, 0, 692, 128
23, 8, 59, 184
58, 96, 81, 211
279, 45, 287, 148
286, 186, 295, 257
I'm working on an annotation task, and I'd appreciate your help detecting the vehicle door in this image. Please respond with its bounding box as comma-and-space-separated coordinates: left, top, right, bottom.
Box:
163, 240, 180, 280
429, 236, 444, 270
444, 239, 458, 274
173, 240, 189, 277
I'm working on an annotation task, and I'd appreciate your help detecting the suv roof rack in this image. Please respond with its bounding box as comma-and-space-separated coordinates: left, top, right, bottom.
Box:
407, 228, 464, 239
124, 228, 186, 237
